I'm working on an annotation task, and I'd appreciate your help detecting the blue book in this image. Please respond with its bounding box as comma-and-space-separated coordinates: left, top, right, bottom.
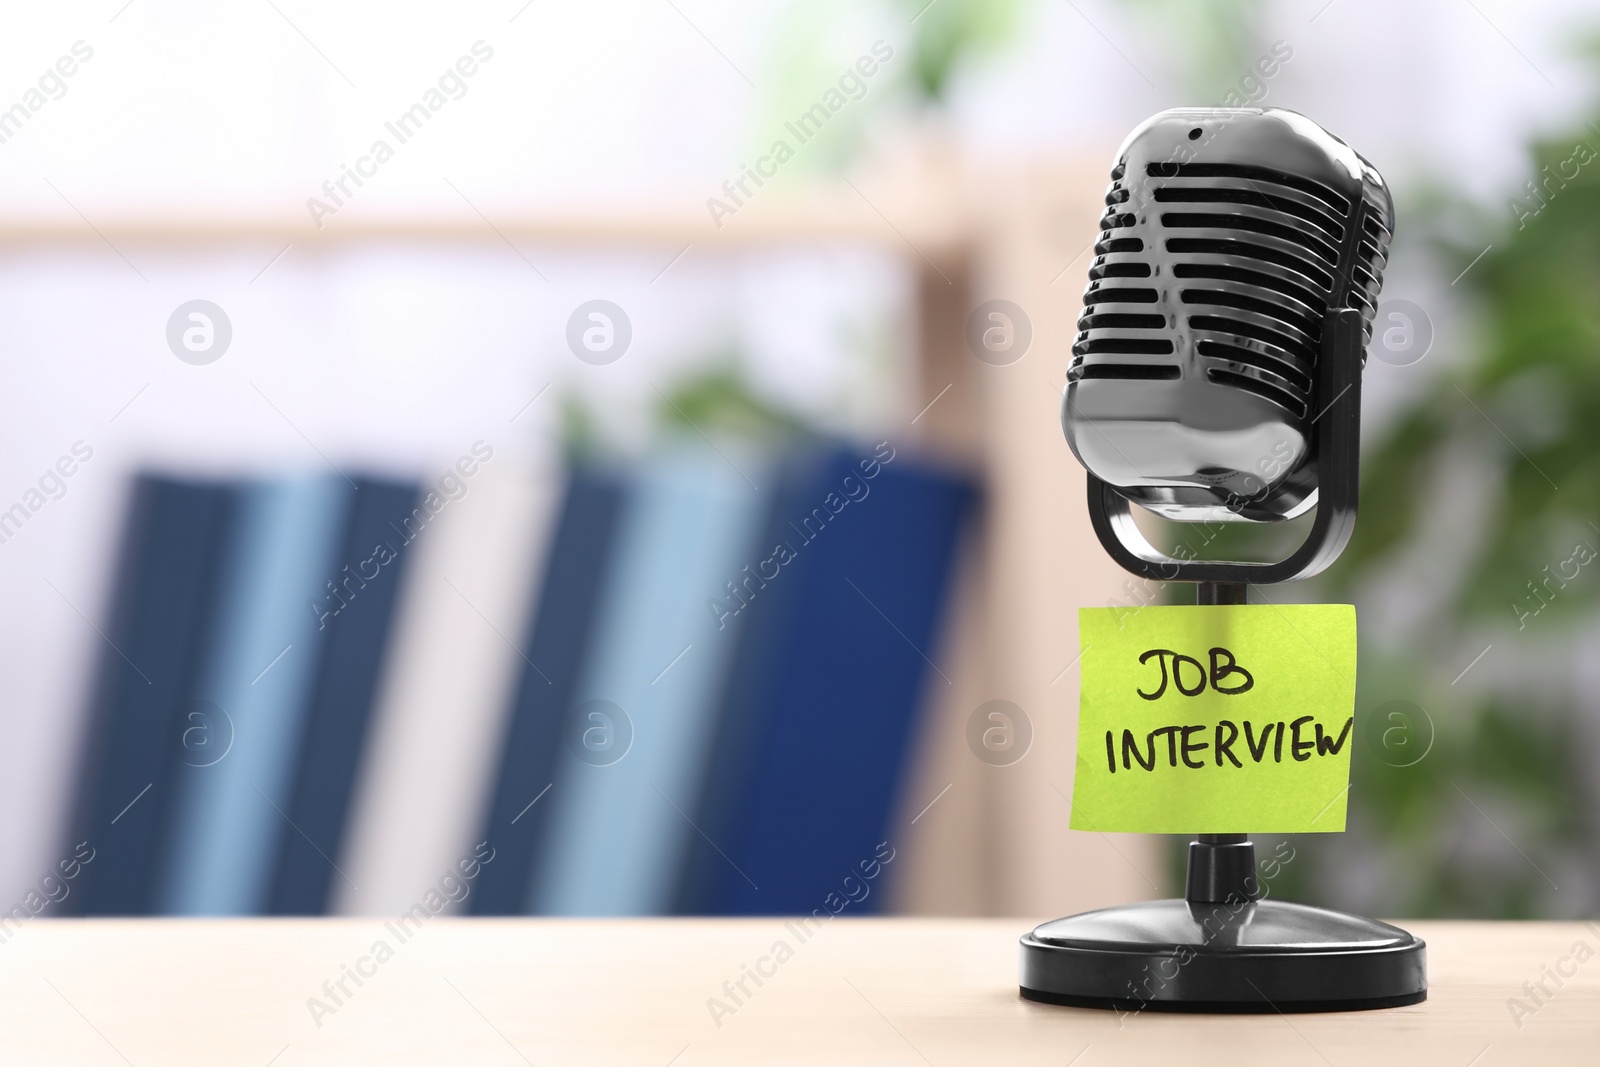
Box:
157, 476, 351, 914
470, 466, 627, 915
267, 477, 419, 914
63, 475, 236, 915
681, 445, 972, 915
672, 453, 815, 914
532, 450, 768, 916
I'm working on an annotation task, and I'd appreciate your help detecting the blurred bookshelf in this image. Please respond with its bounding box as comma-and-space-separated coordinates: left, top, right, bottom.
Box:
2, 153, 1160, 919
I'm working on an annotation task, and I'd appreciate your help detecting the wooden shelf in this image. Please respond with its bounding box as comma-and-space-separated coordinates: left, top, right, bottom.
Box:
0, 183, 972, 257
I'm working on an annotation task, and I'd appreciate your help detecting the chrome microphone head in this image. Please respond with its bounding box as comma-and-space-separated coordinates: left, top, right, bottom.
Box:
1063, 107, 1394, 523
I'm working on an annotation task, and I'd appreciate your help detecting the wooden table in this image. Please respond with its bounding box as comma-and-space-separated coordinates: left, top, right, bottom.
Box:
0, 918, 1592, 1064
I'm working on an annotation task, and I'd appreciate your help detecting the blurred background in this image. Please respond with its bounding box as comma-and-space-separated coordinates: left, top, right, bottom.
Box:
1, 0, 1597, 922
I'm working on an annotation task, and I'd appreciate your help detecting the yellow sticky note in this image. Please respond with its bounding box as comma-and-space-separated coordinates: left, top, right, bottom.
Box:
1071, 604, 1357, 834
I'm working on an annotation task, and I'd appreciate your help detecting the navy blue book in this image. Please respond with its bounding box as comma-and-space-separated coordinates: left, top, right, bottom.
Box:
678, 444, 972, 915
470, 466, 627, 915
267, 477, 419, 915
64, 475, 236, 916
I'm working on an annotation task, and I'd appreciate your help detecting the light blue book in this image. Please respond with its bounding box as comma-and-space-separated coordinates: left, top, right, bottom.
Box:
531, 449, 766, 916
158, 475, 350, 914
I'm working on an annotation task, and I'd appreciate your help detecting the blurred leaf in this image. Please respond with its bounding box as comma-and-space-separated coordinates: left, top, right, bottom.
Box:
652, 361, 809, 440
899, 0, 1021, 101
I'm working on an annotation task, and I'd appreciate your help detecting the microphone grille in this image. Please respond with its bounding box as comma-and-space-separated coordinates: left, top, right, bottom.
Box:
1068, 110, 1394, 424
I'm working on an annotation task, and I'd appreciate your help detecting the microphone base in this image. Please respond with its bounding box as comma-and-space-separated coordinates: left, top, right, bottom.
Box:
1019, 898, 1426, 1013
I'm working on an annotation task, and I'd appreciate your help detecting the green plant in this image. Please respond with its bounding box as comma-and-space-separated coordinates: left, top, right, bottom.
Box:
559, 360, 809, 458
651, 362, 809, 440
1304, 102, 1600, 919
899, 0, 1021, 103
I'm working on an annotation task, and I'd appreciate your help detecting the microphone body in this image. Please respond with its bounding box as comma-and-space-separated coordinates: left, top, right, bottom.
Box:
1063, 108, 1393, 523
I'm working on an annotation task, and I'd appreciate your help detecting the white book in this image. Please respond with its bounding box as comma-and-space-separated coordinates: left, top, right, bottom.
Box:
334, 453, 558, 916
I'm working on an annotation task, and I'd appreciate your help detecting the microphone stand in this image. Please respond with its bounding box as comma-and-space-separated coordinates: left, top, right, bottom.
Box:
1019, 312, 1427, 1013
1188, 582, 1258, 910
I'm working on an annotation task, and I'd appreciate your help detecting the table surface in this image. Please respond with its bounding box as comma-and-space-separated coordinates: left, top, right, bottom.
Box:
0, 917, 1594, 1065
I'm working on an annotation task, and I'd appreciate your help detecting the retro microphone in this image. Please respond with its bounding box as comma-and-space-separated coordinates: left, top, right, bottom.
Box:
1064, 105, 1392, 584
1020, 108, 1427, 1012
